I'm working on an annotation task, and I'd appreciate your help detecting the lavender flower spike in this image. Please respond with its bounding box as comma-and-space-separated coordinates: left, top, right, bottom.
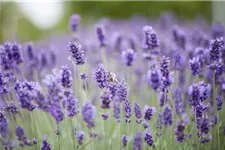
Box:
134, 103, 142, 124
122, 135, 128, 148
76, 131, 85, 145
124, 99, 132, 123
0, 111, 8, 139
60, 65, 72, 88
69, 14, 81, 32
143, 105, 156, 121
96, 24, 107, 47
93, 66, 108, 89
41, 135, 51, 150
174, 120, 185, 142
163, 105, 173, 126
189, 57, 201, 76
209, 37, 224, 61
144, 129, 154, 147
216, 95, 223, 111
122, 48, 136, 66
133, 132, 142, 150
116, 80, 129, 102
142, 25, 159, 51
68, 41, 86, 65
82, 101, 96, 128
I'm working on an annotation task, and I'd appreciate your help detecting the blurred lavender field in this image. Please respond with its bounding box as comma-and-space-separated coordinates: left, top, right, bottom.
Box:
1, 1, 225, 150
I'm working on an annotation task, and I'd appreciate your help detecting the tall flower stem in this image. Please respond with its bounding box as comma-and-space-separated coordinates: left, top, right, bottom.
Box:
101, 46, 107, 68
70, 118, 76, 150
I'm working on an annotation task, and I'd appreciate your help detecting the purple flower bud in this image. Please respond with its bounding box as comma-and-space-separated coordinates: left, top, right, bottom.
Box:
142, 121, 149, 129
0, 70, 9, 94
174, 120, 185, 142
101, 113, 110, 120
96, 24, 107, 47
38, 50, 48, 70
124, 100, 132, 123
4, 101, 19, 115
65, 92, 79, 117
189, 57, 201, 76
11, 43, 23, 65
156, 112, 163, 129
216, 95, 223, 111
47, 103, 64, 124
122, 135, 128, 148
209, 37, 224, 61
0, 112, 8, 139
197, 116, 209, 135
106, 82, 118, 99
80, 73, 88, 80
41, 135, 51, 150
133, 132, 142, 150
142, 26, 159, 51
172, 25, 186, 49
60, 65, 72, 88
116, 80, 128, 102
143, 105, 156, 121
33, 139, 38, 145
82, 101, 96, 128
134, 103, 142, 124
163, 105, 173, 126
113, 99, 120, 122
76, 131, 85, 145
148, 66, 161, 91
68, 41, 86, 65
25, 42, 35, 61
93, 66, 107, 89
101, 90, 112, 109
122, 49, 136, 66
69, 14, 81, 32
144, 129, 154, 147
15, 126, 26, 141
173, 88, 185, 116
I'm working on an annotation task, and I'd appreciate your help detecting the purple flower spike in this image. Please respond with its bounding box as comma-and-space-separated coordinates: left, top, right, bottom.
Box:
4, 101, 19, 115
100, 90, 112, 109
189, 57, 201, 76
69, 14, 81, 32
15, 126, 25, 141
133, 132, 142, 150
142, 25, 159, 51
65, 92, 79, 117
174, 120, 185, 142
143, 105, 156, 121
116, 80, 128, 102
122, 48, 136, 66
216, 95, 223, 111
82, 101, 96, 128
93, 66, 107, 89
76, 131, 85, 145
113, 99, 120, 122
134, 103, 142, 124
68, 41, 86, 65
148, 66, 161, 91
144, 129, 154, 147
0, 112, 8, 139
60, 65, 72, 88
96, 24, 107, 47
122, 135, 128, 148
163, 105, 173, 127
209, 37, 224, 61
101, 113, 110, 120
124, 99, 132, 123
41, 135, 51, 150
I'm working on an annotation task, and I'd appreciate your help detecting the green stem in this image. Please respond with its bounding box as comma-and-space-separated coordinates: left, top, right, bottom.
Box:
70, 118, 76, 150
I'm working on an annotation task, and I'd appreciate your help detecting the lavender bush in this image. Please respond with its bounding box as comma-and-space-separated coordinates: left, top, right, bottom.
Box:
0, 12, 225, 150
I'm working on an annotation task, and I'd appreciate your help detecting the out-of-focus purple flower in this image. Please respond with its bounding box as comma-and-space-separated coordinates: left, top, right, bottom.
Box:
172, 25, 186, 49
96, 24, 107, 47
163, 105, 173, 127
174, 120, 185, 142
0, 111, 8, 139
189, 57, 201, 76
82, 101, 96, 128
65, 91, 79, 117
38, 50, 48, 70
33, 139, 38, 145
15, 126, 26, 141
144, 129, 154, 147
100, 90, 112, 109
76, 131, 85, 145
147, 66, 161, 91
112, 32, 123, 52
156, 112, 163, 137
173, 88, 185, 116
14, 80, 41, 111
11, 43, 23, 65
197, 116, 209, 135
143, 105, 156, 121
216, 95, 223, 111
25, 42, 35, 61
0, 70, 9, 94
212, 22, 224, 38
4, 101, 18, 115
49, 50, 56, 67
142, 25, 159, 51
122, 135, 128, 148
93, 66, 107, 89
47, 102, 64, 124
68, 41, 86, 65
208, 63, 223, 76
116, 80, 128, 102
43, 72, 63, 102
133, 132, 142, 150
134, 103, 142, 124
209, 37, 224, 61
122, 49, 136, 66
124, 99, 132, 123
60, 65, 72, 88
106, 82, 118, 99
101, 113, 110, 120
41, 135, 51, 150
113, 99, 120, 122
69, 14, 81, 32
80, 73, 88, 80
195, 103, 210, 118
142, 120, 149, 129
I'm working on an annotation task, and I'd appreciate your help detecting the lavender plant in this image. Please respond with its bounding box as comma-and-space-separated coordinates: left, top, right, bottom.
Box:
1, 12, 225, 150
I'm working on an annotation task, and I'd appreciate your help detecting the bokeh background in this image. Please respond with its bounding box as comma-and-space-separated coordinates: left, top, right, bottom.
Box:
0, 1, 225, 43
